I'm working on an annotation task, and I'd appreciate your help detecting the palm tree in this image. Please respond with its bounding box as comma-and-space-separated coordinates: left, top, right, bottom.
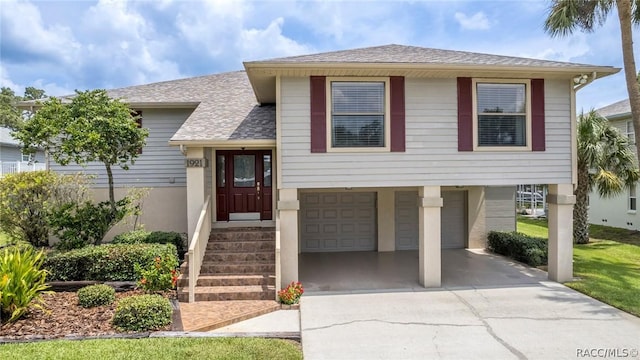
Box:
545, 0, 640, 154
575, 110, 639, 243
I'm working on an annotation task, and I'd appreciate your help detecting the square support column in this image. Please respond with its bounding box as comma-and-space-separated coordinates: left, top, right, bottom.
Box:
377, 188, 395, 252
186, 147, 206, 241
278, 188, 299, 288
418, 186, 443, 287
547, 184, 575, 282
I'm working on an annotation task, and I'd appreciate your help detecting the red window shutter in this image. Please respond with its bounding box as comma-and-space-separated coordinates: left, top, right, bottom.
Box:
457, 77, 473, 151
310, 76, 327, 153
390, 76, 405, 152
531, 79, 545, 151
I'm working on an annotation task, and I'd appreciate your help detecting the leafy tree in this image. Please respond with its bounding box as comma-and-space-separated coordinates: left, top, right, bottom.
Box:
545, 0, 640, 154
0, 87, 46, 130
574, 110, 639, 243
15, 89, 148, 214
22, 87, 46, 101
0, 87, 23, 130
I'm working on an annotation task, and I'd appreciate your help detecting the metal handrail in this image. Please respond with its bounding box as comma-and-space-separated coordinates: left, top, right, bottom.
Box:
187, 195, 211, 303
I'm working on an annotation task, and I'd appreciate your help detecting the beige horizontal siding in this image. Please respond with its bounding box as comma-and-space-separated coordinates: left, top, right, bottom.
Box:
280, 77, 573, 188
485, 186, 516, 232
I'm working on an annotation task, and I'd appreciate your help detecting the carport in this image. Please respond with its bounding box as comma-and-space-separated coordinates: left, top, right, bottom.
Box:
299, 249, 547, 293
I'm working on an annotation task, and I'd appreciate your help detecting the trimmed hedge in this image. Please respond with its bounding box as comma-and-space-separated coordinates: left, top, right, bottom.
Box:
77, 284, 115, 308
113, 230, 186, 259
43, 243, 178, 281
112, 294, 172, 332
487, 231, 548, 267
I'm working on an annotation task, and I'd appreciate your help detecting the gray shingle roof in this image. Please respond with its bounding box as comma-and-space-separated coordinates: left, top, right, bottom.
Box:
251, 44, 606, 68
17, 72, 276, 142
596, 98, 630, 119
18, 71, 275, 142
104, 71, 275, 142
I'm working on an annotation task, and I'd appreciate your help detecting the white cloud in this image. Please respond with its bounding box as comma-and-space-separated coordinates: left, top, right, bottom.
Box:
175, 1, 310, 64
454, 11, 491, 30
239, 18, 313, 60
0, 64, 21, 92
78, 0, 184, 87
0, 0, 81, 64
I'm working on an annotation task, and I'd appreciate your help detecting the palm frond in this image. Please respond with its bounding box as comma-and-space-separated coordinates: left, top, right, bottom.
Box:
577, 109, 639, 198
631, 0, 640, 24
545, 0, 614, 36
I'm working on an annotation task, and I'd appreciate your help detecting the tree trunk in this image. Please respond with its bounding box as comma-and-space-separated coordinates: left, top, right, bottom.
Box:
105, 162, 116, 213
616, 0, 640, 151
573, 166, 590, 244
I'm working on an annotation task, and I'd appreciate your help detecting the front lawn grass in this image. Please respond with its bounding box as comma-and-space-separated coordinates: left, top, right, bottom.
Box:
0, 337, 302, 360
517, 217, 640, 317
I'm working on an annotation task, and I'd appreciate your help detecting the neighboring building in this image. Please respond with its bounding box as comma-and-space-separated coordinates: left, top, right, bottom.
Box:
0, 127, 46, 177
589, 99, 639, 230
21, 45, 617, 299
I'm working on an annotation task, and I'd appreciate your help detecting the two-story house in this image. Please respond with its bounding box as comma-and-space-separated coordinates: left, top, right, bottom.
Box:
35, 45, 617, 302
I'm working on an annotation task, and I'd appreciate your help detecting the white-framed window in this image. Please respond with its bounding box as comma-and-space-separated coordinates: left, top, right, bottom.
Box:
626, 120, 635, 145
629, 185, 637, 212
326, 77, 390, 151
21, 152, 32, 162
473, 79, 531, 150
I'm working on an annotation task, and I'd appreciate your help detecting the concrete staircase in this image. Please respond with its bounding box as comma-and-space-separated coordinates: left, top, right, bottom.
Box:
177, 227, 276, 302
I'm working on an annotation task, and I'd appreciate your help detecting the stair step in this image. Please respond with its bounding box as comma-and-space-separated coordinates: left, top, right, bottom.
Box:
204, 251, 275, 262
207, 241, 275, 252
209, 229, 275, 242
177, 274, 275, 287
177, 285, 276, 302
200, 262, 275, 274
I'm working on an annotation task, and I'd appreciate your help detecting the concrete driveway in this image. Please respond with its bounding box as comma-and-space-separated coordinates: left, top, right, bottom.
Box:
300, 251, 640, 359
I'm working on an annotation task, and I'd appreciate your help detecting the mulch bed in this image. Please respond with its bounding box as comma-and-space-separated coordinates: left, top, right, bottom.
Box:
0, 290, 176, 340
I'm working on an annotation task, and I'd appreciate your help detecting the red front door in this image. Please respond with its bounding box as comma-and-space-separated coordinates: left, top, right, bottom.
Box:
216, 150, 272, 221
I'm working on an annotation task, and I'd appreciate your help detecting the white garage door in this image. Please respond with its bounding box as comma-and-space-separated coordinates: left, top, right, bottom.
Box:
441, 191, 467, 249
394, 190, 466, 250
300, 192, 377, 252
395, 191, 419, 250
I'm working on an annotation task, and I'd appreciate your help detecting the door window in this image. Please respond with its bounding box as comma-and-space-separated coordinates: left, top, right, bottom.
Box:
233, 155, 255, 187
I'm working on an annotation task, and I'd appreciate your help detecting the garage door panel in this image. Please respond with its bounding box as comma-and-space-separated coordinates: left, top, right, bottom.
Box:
395, 190, 467, 250
395, 191, 419, 250
441, 191, 467, 249
301, 192, 377, 252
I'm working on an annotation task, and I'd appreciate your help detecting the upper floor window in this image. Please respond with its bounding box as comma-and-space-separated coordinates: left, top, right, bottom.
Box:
327, 78, 390, 151
473, 79, 531, 150
626, 120, 635, 145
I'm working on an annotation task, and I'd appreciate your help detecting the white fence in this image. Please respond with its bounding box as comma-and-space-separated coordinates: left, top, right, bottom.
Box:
0, 161, 47, 177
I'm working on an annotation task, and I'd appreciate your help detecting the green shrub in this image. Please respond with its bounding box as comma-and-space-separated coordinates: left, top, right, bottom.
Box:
487, 231, 548, 267
113, 230, 186, 260
0, 245, 50, 323
0, 171, 90, 247
113, 230, 151, 244
147, 232, 185, 259
135, 255, 179, 292
50, 198, 135, 250
77, 284, 115, 308
43, 243, 178, 281
112, 294, 172, 332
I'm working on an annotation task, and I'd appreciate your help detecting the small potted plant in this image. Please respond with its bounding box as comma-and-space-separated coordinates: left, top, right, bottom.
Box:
278, 281, 304, 308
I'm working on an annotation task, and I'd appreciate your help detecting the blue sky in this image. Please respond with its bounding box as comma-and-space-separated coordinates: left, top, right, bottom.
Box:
1, 0, 638, 111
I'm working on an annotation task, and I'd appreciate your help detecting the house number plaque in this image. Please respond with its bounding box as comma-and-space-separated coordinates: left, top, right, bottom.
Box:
185, 158, 207, 168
